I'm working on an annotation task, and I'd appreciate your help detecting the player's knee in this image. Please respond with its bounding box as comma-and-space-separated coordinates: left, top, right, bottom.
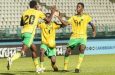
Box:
65, 52, 69, 57
30, 44, 37, 52
79, 48, 85, 53
79, 45, 86, 53
40, 49, 44, 56
79, 50, 84, 54
65, 49, 71, 56
51, 56, 56, 65
51, 59, 56, 65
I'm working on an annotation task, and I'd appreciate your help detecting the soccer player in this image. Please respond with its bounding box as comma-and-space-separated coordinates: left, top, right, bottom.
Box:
56, 2, 96, 73
38, 13, 62, 72
7, 1, 55, 73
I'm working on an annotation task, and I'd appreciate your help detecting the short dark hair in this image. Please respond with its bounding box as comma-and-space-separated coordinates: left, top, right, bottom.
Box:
29, 1, 37, 8
77, 2, 84, 8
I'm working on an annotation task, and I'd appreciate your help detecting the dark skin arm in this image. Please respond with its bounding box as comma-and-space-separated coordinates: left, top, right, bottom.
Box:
89, 22, 96, 37
54, 21, 63, 28
53, 11, 69, 26
57, 16, 69, 26
44, 6, 56, 22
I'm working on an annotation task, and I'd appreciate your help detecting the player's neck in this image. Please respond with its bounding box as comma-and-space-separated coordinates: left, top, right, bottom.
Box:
77, 12, 83, 16
30, 7, 36, 10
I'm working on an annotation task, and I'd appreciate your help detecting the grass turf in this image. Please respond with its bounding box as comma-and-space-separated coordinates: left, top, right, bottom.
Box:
0, 54, 115, 75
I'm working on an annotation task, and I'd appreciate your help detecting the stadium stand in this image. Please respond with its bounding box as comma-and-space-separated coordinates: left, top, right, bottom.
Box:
0, 0, 115, 40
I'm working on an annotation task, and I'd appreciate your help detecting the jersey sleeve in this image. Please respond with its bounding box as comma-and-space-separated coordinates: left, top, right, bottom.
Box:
38, 11, 46, 19
54, 23, 61, 29
67, 16, 73, 25
38, 23, 45, 29
87, 15, 92, 23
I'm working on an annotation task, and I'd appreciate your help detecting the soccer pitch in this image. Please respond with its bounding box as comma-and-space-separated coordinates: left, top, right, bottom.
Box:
0, 54, 115, 75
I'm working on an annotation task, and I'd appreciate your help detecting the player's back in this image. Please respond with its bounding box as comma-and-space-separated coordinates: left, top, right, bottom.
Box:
21, 8, 45, 34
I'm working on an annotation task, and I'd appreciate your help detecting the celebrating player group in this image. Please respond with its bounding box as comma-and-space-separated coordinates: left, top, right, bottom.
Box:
6, 0, 96, 74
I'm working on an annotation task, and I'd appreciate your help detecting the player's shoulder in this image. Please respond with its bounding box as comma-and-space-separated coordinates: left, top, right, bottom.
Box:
71, 15, 76, 18
68, 15, 75, 20
21, 9, 28, 15
51, 21, 57, 25
39, 22, 45, 26
83, 13, 91, 17
39, 21, 45, 25
22, 9, 34, 15
23, 9, 41, 13
51, 21, 55, 24
24, 9, 32, 12
36, 10, 44, 14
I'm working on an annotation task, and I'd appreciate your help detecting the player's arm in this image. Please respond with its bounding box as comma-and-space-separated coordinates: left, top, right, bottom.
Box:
44, 6, 56, 22
57, 16, 70, 26
54, 21, 64, 28
50, 9, 70, 26
89, 22, 96, 37
20, 16, 24, 26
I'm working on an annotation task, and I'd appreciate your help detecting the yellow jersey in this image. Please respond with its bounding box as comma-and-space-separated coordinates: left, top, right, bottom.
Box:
21, 8, 45, 35
38, 22, 60, 48
68, 14, 92, 39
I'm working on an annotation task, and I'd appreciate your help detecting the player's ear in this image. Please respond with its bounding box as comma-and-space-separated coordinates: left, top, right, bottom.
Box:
35, 5, 38, 10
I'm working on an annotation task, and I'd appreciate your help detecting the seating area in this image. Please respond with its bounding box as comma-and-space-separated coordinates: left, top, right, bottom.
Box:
39, 0, 115, 32
0, 0, 115, 39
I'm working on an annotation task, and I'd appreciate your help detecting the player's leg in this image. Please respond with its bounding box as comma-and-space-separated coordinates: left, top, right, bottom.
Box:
7, 33, 32, 70
63, 47, 71, 71
50, 56, 58, 71
10, 33, 31, 63
7, 44, 28, 70
40, 48, 45, 69
75, 39, 86, 73
64, 39, 78, 71
11, 44, 28, 61
30, 44, 40, 70
39, 44, 48, 72
47, 47, 58, 71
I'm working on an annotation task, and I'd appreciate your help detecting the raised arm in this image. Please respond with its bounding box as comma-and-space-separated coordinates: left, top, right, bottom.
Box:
44, 6, 56, 22
89, 22, 96, 37
53, 11, 70, 26
57, 16, 69, 26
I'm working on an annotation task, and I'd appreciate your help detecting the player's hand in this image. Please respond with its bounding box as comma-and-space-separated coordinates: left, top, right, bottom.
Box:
92, 31, 96, 37
54, 10, 60, 17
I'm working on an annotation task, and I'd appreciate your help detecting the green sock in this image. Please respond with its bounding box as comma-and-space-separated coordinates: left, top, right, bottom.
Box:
11, 52, 21, 62
33, 57, 39, 69
40, 62, 44, 68
64, 56, 69, 70
76, 53, 84, 69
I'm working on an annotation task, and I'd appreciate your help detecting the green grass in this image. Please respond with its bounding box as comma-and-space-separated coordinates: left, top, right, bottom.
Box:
0, 54, 115, 75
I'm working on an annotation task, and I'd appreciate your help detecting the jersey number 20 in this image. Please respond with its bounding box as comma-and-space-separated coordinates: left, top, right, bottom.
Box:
24, 15, 35, 25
